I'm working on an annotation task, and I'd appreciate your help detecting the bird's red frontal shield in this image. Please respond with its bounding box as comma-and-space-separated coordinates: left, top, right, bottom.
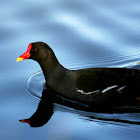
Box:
16, 44, 32, 62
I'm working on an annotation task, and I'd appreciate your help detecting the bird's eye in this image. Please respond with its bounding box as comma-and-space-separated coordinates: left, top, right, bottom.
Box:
34, 48, 38, 52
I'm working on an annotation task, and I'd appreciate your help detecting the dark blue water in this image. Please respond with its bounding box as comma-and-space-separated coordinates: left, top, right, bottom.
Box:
1, 0, 140, 139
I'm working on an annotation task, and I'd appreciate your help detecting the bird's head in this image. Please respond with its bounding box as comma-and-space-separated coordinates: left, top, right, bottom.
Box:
16, 42, 52, 63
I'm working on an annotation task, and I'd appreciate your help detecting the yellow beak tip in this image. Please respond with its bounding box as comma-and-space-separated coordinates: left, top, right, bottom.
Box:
16, 57, 24, 62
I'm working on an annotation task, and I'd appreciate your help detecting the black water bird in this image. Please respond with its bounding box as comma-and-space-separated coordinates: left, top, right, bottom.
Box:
17, 42, 140, 112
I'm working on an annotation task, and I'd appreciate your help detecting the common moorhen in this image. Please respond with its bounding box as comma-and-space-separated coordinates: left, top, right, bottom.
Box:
17, 42, 140, 110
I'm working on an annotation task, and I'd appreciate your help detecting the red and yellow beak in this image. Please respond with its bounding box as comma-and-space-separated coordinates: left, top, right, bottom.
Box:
16, 44, 32, 62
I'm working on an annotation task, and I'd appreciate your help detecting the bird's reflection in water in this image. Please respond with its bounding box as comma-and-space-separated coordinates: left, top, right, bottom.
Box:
19, 87, 54, 127
19, 86, 140, 127
19, 86, 91, 127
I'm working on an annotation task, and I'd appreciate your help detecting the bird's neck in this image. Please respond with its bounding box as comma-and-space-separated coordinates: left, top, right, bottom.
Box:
38, 54, 68, 87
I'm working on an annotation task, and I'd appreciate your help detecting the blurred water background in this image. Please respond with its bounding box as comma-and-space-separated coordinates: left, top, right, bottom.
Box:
1, 0, 140, 139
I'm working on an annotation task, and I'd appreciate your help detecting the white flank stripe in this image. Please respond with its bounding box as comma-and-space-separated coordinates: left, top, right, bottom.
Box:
76, 89, 100, 95
117, 86, 126, 93
102, 85, 118, 93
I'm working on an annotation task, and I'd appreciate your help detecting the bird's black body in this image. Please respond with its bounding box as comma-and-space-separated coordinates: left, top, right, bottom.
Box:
22, 42, 140, 111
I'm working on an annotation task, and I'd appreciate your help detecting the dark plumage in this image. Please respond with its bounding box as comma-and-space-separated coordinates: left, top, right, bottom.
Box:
17, 42, 140, 111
